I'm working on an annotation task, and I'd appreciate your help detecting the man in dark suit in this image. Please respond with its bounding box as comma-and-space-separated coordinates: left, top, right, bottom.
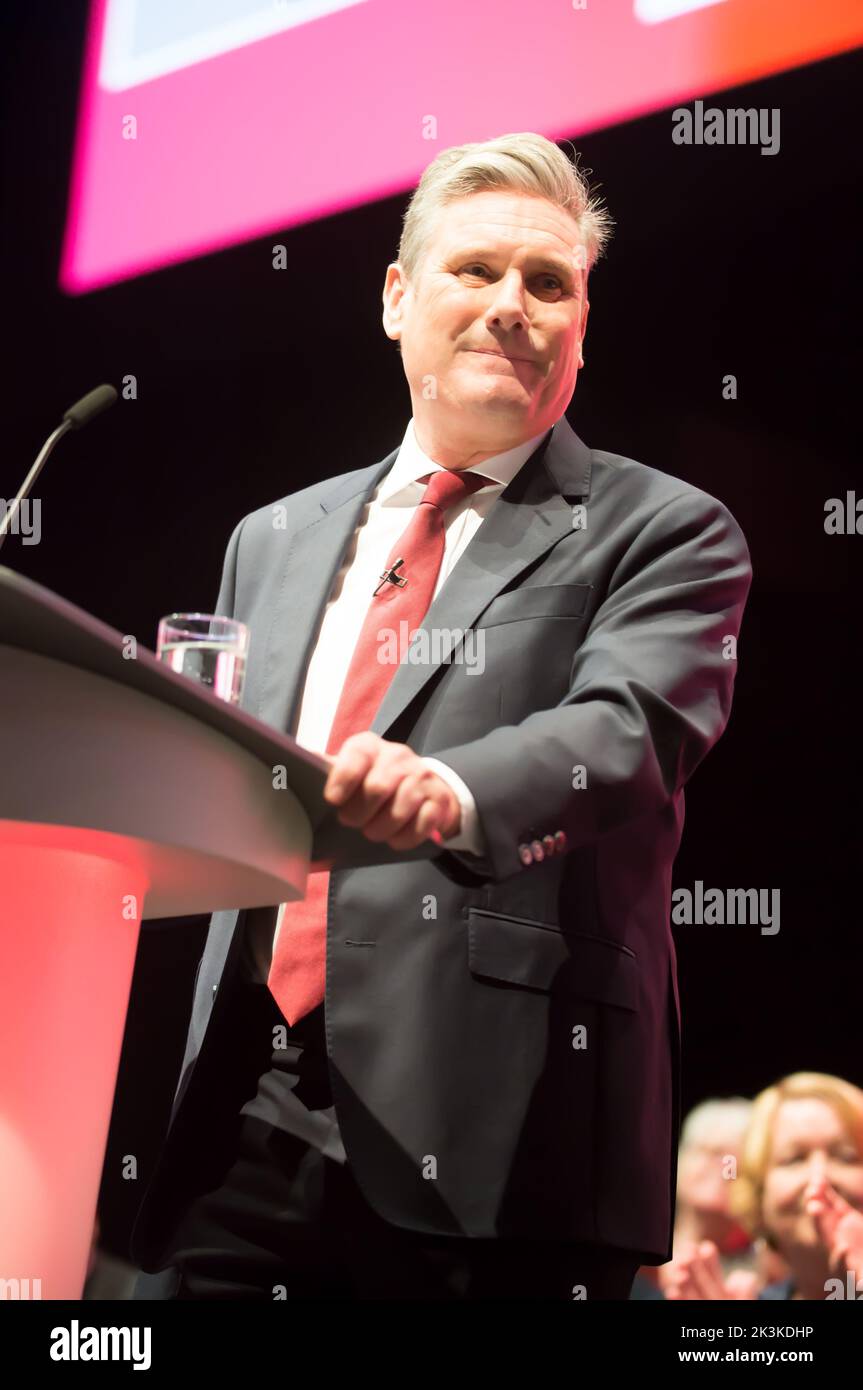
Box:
130, 132, 752, 1300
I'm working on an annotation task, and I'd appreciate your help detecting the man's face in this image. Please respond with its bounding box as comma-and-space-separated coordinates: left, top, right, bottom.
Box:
382, 189, 590, 460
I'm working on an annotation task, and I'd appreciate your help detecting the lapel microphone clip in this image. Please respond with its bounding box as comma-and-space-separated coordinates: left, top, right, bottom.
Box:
373, 557, 407, 596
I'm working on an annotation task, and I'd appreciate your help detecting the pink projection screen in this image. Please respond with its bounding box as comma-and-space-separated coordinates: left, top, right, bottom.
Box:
61, 0, 863, 293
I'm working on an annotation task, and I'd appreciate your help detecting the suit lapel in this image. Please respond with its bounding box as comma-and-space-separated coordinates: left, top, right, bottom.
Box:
257, 448, 398, 736
258, 414, 593, 741
370, 414, 592, 737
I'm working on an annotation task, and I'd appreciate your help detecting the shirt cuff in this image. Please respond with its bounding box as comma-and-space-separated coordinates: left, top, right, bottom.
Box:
422, 757, 486, 856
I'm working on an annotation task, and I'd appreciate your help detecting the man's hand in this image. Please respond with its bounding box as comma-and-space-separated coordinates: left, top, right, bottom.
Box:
322, 732, 462, 850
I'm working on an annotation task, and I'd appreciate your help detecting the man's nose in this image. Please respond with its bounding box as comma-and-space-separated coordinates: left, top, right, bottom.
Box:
486, 273, 529, 332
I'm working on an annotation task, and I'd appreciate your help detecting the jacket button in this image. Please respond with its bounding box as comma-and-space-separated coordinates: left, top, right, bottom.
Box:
518, 843, 533, 866
530, 839, 545, 862
212, 984, 218, 996
554, 830, 567, 852
542, 834, 556, 856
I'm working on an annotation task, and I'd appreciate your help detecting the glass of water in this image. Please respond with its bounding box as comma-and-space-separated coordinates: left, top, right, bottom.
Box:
156, 613, 249, 706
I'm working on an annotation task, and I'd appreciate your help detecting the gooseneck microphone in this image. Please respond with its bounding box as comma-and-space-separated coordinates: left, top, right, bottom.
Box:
0, 384, 118, 551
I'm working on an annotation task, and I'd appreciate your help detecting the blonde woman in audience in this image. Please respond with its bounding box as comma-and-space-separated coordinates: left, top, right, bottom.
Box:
663, 1072, 863, 1300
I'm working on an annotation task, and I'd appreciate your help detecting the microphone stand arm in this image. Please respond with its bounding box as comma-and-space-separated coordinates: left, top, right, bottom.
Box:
0, 419, 72, 550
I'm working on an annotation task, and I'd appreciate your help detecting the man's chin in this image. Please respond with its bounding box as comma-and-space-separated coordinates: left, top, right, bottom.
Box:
453, 386, 534, 415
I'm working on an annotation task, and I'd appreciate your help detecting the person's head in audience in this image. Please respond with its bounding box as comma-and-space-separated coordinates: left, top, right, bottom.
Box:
731, 1072, 863, 1298
675, 1097, 753, 1249
635, 1097, 757, 1297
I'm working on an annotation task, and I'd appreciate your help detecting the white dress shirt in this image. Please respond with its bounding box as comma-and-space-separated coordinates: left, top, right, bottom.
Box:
251, 418, 551, 981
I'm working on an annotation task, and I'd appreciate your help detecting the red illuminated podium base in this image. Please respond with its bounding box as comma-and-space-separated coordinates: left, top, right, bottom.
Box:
0, 834, 149, 1299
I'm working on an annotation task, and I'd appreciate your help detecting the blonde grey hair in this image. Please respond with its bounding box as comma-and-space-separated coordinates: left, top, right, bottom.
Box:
680, 1098, 754, 1152
396, 132, 614, 282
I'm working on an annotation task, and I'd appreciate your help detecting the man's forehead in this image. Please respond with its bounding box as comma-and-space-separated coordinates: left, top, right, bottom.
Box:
431, 195, 584, 262
430, 216, 586, 276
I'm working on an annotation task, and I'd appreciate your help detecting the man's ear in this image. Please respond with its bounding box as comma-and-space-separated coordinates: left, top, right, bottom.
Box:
382, 261, 407, 344
578, 293, 590, 368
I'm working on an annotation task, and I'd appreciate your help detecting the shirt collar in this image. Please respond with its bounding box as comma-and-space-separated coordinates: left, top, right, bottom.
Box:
378, 417, 556, 505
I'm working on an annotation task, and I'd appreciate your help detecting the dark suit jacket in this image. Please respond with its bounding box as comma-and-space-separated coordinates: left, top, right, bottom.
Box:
129, 413, 752, 1269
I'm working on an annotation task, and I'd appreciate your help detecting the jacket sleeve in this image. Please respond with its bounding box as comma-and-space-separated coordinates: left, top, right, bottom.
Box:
213, 516, 247, 621
430, 488, 753, 885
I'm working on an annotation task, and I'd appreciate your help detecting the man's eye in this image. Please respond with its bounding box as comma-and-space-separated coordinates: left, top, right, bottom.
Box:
461, 266, 563, 294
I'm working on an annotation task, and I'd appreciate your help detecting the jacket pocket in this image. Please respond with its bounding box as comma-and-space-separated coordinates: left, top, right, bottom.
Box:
474, 582, 592, 629
467, 907, 639, 1011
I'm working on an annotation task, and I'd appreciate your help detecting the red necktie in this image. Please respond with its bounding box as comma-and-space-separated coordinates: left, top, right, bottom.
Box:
267, 466, 492, 1025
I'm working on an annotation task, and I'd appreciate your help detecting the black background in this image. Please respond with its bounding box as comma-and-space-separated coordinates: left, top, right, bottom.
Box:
2, 1, 860, 1256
